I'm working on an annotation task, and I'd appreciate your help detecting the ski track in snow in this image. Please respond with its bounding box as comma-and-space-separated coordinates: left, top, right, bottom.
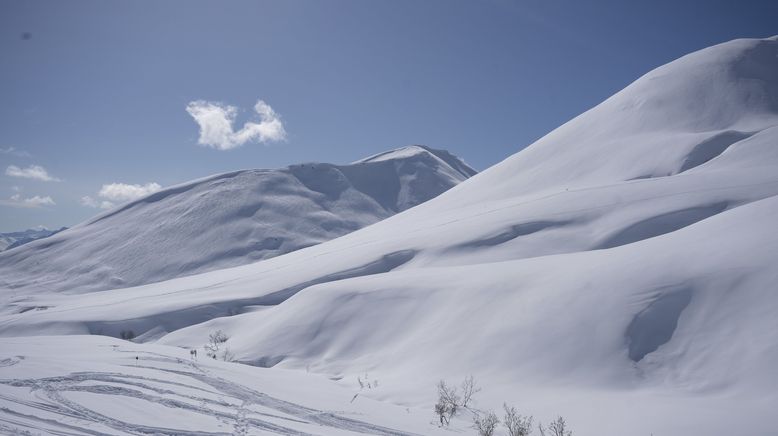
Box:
0, 349, 416, 436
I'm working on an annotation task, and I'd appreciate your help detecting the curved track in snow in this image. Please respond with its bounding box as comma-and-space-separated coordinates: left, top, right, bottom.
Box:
0, 346, 416, 436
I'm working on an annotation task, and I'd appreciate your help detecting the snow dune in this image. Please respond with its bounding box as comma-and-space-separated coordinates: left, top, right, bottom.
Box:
2, 36, 778, 435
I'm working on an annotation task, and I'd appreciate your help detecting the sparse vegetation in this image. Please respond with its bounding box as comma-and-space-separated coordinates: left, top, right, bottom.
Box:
434, 380, 461, 426
461, 375, 480, 408
205, 330, 231, 360
357, 373, 378, 390
431, 377, 572, 436
473, 410, 499, 436
434, 375, 480, 427
503, 403, 533, 436
120, 330, 135, 340
539, 416, 572, 436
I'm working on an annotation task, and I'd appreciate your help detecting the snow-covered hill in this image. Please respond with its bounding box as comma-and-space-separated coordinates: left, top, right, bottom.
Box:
0, 145, 475, 295
3, 36, 778, 435
0, 227, 65, 252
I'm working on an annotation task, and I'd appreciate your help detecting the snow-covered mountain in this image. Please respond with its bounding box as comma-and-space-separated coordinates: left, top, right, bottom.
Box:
2, 37, 778, 435
0, 145, 475, 294
0, 227, 65, 252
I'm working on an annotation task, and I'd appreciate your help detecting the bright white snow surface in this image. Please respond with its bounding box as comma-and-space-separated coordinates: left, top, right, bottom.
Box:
0, 145, 475, 295
2, 36, 778, 435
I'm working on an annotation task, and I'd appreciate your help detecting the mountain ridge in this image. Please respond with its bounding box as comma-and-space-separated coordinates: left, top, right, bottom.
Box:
0, 145, 475, 295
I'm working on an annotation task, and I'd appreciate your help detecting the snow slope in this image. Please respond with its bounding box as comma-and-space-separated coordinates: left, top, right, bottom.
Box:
0, 335, 451, 435
0, 145, 475, 295
3, 36, 778, 435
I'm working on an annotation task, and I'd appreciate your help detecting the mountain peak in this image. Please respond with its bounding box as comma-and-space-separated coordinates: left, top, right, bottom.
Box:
355, 144, 477, 177
0, 146, 475, 294
455, 36, 778, 201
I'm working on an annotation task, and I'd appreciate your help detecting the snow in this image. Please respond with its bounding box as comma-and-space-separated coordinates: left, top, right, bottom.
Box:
0, 146, 474, 295
0, 227, 65, 252
0, 336, 450, 435
2, 36, 778, 435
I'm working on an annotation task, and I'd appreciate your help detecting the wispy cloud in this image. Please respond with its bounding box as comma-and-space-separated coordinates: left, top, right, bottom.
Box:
0, 146, 31, 158
81, 182, 162, 210
23, 195, 56, 207
186, 99, 287, 150
1, 194, 56, 208
5, 164, 60, 182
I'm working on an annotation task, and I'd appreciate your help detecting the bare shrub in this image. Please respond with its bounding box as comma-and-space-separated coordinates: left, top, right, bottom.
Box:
120, 330, 135, 340
210, 330, 228, 344
221, 347, 236, 362
473, 410, 499, 436
503, 403, 533, 436
461, 375, 481, 408
205, 330, 230, 359
539, 416, 572, 436
434, 380, 460, 426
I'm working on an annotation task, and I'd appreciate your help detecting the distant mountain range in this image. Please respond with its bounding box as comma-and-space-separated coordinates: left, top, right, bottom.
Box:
0, 227, 66, 252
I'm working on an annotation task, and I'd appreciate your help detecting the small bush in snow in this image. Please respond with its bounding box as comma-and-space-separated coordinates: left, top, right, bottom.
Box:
210, 330, 229, 344
503, 403, 533, 436
539, 416, 572, 436
434, 380, 460, 426
205, 330, 230, 359
461, 374, 480, 408
221, 347, 236, 362
358, 373, 378, 390
433, 376, 481, 426
120, 330, 135, 340
473, 410, 499, 436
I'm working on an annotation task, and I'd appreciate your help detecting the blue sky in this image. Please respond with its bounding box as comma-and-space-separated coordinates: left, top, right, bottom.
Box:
1, 0, 776, 231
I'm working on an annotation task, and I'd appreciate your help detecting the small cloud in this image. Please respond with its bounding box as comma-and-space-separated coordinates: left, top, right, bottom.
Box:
1, 194, 55, 208
186, 99, 287, 150
6, 164, 60, 182
0, 147, 32, 158
81, 182, 162, 209
23, 195, 55, 207
80, 196, 113, 210
98, 182, 161, 202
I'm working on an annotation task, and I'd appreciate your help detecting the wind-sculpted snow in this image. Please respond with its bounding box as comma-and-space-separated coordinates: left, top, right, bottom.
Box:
626, 286, 693, 362
0, 145, 473, 295
3, 37, 778, 435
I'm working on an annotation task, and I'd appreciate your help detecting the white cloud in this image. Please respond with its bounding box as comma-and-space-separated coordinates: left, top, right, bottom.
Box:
81, 182, 161, 209
98, 182, 161, 202
1, 194, 55, 208
23, 195, 55, 207
0, 146, 31, 158
80, 196, 113, 210
186, 99, 287, 150
5, 164, 60, 182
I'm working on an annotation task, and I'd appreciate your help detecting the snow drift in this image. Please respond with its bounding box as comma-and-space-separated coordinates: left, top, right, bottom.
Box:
0, 145, 475, 295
